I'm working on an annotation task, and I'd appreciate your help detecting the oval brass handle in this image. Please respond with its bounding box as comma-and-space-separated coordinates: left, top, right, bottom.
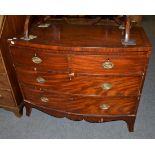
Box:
101, 83, 112, 90
32, 56, 42, 64
102, 60, 114, 69
40, 97, 49, 103
100, 104, 110, 110
36, 77, 46, 83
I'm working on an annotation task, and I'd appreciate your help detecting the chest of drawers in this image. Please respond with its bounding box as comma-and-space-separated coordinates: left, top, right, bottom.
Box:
0, 16, 25, 116
9, 16, 152, 131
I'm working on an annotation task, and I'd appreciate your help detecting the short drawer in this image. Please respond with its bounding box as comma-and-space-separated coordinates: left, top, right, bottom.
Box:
0, 90, 15, 106
71, 55, 147, 75
10, 47, 68, 71
22, 87, 137, 115
16, 67, 142, 96
0, 74, 10, 90
0, 56, 5, 73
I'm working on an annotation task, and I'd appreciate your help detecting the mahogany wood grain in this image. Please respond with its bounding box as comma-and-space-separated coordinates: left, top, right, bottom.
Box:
15, 67, 142, 97
13, 21, 151, 50
72, 55, 147, 75
9, 16, 152, 131
0, 15, 25, 116
22, 86, 137, 116
10, 46, 68, 71
25, 101, 136, 131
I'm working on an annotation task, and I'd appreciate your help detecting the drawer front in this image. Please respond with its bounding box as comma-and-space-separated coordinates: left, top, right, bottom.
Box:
0, 90, 15, 106
72, 55, 147, 75
0, 56, 5, 73
22, 87, 137, 115
0, 74, 10, 90
16, 67, 142, 96
10, 47, 68, 71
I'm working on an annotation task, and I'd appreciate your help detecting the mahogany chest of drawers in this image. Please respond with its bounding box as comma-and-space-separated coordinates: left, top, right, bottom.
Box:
8, 16, 152, 131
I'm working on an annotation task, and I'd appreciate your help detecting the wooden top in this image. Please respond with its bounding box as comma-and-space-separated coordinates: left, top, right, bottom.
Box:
11, 20, 152, 52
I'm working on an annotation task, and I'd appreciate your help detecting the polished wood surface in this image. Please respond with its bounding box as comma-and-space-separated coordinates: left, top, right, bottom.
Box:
15, 67, 142, 97
0, 15, 25, 116
9, 16, 152, 131
14, 21, 151, 50
22, 87, 137, 116
11, 46, 68, 71
72, 55, 147, 75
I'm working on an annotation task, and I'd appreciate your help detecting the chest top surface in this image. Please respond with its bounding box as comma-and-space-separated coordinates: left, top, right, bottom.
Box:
11, 19, 152, 52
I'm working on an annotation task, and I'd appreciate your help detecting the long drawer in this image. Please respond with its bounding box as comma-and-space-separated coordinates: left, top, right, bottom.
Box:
71, 55, 147, 75
15, 67, 142, 96
10, 47, 68, 71
0, 74, 10, 90
0, 90, 15, 106
22, 86, 137, 116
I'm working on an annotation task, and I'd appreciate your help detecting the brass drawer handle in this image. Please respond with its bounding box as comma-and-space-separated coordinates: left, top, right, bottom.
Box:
100, 104, 110, 110
101, 83, 112, 90
102, 60, 114, 69
40, 96, 49, 103
36, 77, 46, 83
32, 56, 42, 64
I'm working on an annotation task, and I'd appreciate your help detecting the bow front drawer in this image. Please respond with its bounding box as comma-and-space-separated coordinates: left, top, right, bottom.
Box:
10, 47, 68, 71
71, 55, 147, 75
22, 87, 137, 116
16, 67, 142, 97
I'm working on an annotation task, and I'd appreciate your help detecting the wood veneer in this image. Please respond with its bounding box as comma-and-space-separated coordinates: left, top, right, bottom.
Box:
0, 16, 26, 116
15, 67, 142, 97
9, 16, 152, 131
22, 86, 138, 116
71, 55, 148, 75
